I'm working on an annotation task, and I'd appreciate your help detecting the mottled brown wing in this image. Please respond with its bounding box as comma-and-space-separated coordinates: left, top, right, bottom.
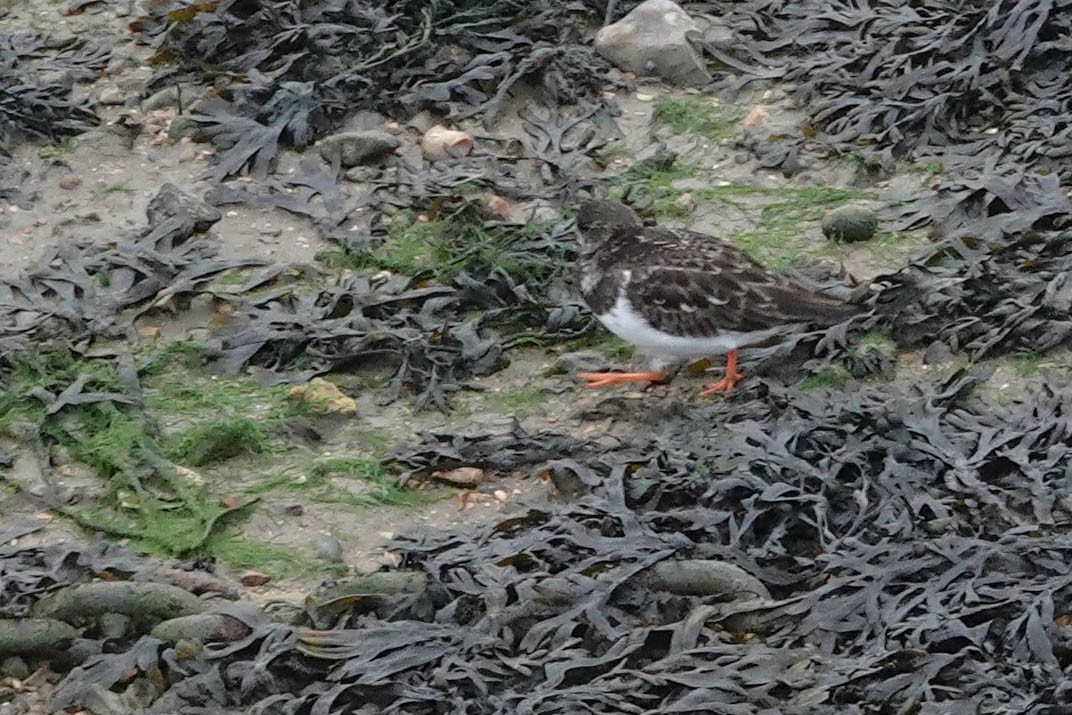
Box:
626, 262, 855, 337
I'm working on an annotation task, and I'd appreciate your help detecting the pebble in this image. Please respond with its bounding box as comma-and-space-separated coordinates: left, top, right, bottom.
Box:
743, 105, 772, 128
432, 466, 485, 488
312, 532, 344, 563
344, 166, 379, 183
167, 116, 205, 141
282, 502, 304, 516
98, 85, 125, 106
98, 613, 130, 641
673, 192, 696, 211
319, 130, 400, 168
0, 657, 29, 680
58, 176, 83, 190
141, 85, 183, 112
240, 571, 271, 587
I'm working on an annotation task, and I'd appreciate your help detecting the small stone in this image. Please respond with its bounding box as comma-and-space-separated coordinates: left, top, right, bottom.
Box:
480, 193, 512, 219
821, 204, 879, 243
287, 378, 358, 415
241, 571, 270, 587
59, 176, 83, 190
742, 105, 772, 128
40, 69, 75, 92
493, 490, 508, 502
141, 85, 185, 112
98, 85, 125, 106
167, 116, 206, 141
647, 559, 771, 599
97, 613, 130, 641
174, 638, 203, 660
594, 0, 713, 87
283, 502, 304, 516
673, 192, 696, 211
149, 184, 221, 235
50, 444, 74, 466
923, 341, 954, 365
0, 657, 28, 680
344, 166, 379, 183
432, 466, 485, 488
312, 533, 344, 563
77, 684, 126, 715
319, 130, 400, 168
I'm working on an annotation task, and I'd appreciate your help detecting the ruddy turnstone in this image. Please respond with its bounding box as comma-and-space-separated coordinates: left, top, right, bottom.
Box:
574, 199, 859, 397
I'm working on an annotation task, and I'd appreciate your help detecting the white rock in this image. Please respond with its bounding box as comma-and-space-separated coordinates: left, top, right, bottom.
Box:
595, 0, 712, 87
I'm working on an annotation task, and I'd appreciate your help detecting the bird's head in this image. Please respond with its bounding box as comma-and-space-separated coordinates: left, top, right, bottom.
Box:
575, 199, 643, 247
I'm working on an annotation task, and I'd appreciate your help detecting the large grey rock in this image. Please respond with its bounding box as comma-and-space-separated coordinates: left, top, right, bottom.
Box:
146, 183, 222, 233
595, 0, 712, 87
319, 130, 400, 168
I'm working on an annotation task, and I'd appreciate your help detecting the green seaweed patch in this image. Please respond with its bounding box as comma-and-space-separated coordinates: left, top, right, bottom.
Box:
250, 457, 433, 508
913, 160, 944, 176
720, 186, 875, 270
38, 137, 77, 160
165, 416, 269, 466
653, 97, 740, 141
799, 364, 853, 391
1004, 351, 1072, 378
140, 343, 307, 427
486, 386, 546, 417
202, 535, 334, 580
319, 205, 562, 286
69, 493, 254, 558
607, 161, 711, 218
0, 344, 304, 557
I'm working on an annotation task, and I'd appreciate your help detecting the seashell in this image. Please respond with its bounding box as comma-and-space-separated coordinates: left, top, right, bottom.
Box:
421, 126, 473, 161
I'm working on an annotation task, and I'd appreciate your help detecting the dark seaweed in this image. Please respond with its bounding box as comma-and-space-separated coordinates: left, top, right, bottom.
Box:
0, 31, 102, 158
133, 0, 615, 179
717, 0, 1072, 240
6, 1, 1072, 713
23, 370, 1072, 714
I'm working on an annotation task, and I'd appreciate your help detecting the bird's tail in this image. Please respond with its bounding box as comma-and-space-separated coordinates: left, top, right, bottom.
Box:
857, 265, 963, 319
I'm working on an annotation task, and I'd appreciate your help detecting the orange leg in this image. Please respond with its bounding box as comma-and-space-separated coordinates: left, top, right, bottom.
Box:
577, 371, 668, 389
698, 350, 743, 398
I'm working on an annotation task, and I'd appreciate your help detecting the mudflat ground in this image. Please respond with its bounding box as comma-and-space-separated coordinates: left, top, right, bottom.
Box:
4, 1, 1072, 713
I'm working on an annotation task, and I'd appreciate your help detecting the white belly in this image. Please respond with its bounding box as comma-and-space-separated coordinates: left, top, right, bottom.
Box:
596, 276, 783, 359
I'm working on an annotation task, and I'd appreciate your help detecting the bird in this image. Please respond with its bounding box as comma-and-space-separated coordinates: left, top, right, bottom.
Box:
573, 198, 860, 397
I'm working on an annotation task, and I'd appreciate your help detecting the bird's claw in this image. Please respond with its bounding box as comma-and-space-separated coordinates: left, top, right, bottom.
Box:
698, 349, 742, 398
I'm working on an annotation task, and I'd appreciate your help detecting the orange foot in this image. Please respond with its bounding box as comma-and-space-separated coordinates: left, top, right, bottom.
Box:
576, 371, 668, 389
698, 350, 742, 398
